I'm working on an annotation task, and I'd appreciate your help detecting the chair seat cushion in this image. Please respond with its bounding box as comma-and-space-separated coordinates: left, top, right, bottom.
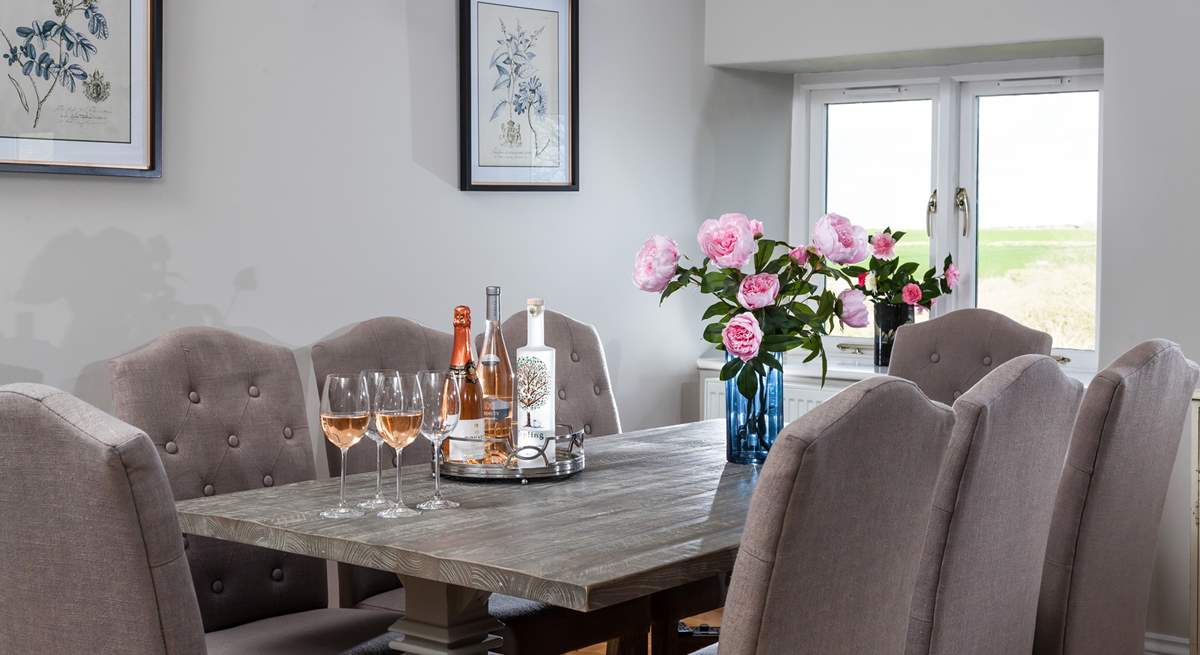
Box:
346, 591, 651, 655
694, 645, 719, 655
205, 608, 397, 655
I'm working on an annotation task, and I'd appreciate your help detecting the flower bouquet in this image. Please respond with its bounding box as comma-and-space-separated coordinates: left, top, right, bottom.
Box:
632, 212, 870, 463
838, 228, 960, 366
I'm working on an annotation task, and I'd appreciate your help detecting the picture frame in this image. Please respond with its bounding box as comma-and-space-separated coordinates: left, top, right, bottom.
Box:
459, 0, 578, 191
0, 0, 162, 177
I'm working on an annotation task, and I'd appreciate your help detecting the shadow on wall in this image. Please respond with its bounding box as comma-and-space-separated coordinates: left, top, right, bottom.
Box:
0, 228, 266, 411
406, 0, 458, 188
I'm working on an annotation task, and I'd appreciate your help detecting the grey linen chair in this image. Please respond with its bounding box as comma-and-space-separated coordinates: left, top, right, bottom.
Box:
1035, 340, 1200, 655
313, 316, 652, 655
109, 327, 397, 655
889, 308, 1053, 405
0, 383, 207, 655
311, 318, 452, 612
695, 376, 955, 655
905, 355, 1084, 655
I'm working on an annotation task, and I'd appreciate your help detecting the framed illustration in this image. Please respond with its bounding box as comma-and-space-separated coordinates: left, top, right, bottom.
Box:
0, 0, 162, 177
459, 0, 578, 191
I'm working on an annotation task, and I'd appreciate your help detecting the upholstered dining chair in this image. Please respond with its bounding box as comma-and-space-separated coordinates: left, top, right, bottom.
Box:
1035, 340, 1200, 655
888, 308, 1053, 405
108, 327, 397, 654
693, 376, 955, 655
905, 355, 1084, 655
0, 382, 396, 655
313, 316, 652, 655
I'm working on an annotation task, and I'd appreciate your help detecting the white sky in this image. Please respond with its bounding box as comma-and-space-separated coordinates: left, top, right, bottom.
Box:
825, 92, 1100, 230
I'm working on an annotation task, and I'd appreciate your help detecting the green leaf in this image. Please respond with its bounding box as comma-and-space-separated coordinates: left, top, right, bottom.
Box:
760, 351, 784, 371
762, 335, 805, 351
702, 300, 733, 320
719, 357, 743, 381
703, 322, 726, 344
754, 239, 776, 273
764, 257, 788, 274
892, 230, 906, 242
842, 265, 868, 277
700, 272, 727, 294
736, 365, 759, 401
944, 253, 953, 269
897, 261, 920, 279
658, 280, 685, 305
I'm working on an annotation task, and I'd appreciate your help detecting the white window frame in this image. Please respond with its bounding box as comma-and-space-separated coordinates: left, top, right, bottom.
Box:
790, 57, 1103, 374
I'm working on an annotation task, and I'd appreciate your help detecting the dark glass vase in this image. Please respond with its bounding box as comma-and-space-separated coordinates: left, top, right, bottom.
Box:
874, 302, 915, 368
724, 352, 784, 465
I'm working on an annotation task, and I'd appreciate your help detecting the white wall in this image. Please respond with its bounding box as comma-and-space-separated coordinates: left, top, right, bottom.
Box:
706, 0, 1200, 639
0, 0, 793, 435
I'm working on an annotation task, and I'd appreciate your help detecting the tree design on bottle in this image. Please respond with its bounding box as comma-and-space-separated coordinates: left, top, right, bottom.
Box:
1, 0, 112, 128
515, 355, 550, 428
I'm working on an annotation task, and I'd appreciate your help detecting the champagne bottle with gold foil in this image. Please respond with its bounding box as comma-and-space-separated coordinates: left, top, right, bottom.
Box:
478, 287, 514, 464
444, 306, 486, 464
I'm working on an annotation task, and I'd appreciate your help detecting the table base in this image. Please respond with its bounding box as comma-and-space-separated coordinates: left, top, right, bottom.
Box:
388, 577, 504, 655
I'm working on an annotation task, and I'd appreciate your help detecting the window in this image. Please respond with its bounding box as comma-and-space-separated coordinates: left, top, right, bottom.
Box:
803, 64, 1101, 367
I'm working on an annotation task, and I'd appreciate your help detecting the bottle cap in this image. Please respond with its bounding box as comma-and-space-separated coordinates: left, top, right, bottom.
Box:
487, 286, 500, 295
527, 298, 544, 307
453, 305, 472, 327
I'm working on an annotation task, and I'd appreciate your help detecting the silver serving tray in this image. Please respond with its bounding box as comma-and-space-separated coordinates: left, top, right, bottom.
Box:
440, 428, 585, 482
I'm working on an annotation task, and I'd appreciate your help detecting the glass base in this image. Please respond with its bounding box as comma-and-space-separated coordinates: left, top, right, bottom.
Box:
378, 503, 422, 518
319, 505, 365, 519
357, 495, 391, 510
416, 498, 460, 511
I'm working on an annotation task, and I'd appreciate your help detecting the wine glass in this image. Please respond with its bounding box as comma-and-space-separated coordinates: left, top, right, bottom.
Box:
374, 372, 423, 518
357, 369, 396, 511
416, 370, 460, 511
320, 373, 370, 519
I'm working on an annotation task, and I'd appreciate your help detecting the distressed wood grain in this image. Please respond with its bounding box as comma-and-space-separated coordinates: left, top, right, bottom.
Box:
176, 420, 755, 612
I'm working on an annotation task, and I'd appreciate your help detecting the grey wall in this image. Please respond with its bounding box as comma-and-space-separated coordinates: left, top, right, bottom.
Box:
706, 0, 1199, 640
0, 0, 793, 433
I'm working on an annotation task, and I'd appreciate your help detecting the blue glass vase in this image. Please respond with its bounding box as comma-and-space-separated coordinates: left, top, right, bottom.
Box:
724, 352, 784, 465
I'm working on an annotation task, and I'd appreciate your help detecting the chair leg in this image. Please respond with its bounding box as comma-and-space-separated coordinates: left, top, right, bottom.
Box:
650, 619, 679, 655
606, 628, 649, 655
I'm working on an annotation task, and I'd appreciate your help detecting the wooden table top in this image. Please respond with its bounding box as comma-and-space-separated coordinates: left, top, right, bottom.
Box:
175, 420, 758, 612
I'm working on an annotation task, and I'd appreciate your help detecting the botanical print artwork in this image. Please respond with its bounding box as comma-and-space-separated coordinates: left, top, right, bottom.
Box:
477, 2, 559, 168
0, 0, 130, 143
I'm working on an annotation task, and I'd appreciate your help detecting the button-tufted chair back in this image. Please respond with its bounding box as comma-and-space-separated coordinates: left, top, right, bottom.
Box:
0, 383, 206, 654
1035, 340, 1200, 655
905, 355, 1083, 655
718, 377, 954, 655
311, 316, 450, 608
109, 327, 327, 632
312, 317, 451, 476
888, 308, 1053, 405
494, 310, 620, 437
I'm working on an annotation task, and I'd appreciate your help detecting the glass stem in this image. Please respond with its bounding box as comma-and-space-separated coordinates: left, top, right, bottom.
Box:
395, 447, 404, 505
433, 435, 443, 500
375, 441, 383, 497
339, 448, 348, 508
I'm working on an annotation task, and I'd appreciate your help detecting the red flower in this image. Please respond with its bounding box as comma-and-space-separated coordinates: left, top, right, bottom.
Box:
857, 272, 868, 287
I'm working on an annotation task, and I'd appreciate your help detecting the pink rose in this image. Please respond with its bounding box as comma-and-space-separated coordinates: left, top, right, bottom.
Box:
631, 235, 680, 293
945, 262, 960, 290
748, 219, 764, 237
722, 313, 764, 362
902, 283, 923, 305
788, 245, 809, 266
736, 273, 780, 310
811, 213, 869, 264
838, 288, 869, 328
871, 231, 897, 260
697, 213, 756, 269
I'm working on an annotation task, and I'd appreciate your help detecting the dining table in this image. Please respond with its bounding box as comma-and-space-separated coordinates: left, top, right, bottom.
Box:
175, 419, 758, 655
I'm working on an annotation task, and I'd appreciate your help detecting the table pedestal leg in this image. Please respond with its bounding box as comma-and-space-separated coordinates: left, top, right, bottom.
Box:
388, 576, 504, 655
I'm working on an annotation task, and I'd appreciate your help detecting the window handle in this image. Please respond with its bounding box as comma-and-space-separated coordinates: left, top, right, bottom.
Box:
926, 189, 937, 236
955, 187, 970, 237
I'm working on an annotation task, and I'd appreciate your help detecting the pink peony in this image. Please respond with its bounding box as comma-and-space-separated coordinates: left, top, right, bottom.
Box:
811, 213, 869, 264
631, 235, 681, 293
736, 273, 780, 310
945, 262, 960, 290
838, 288, 869, 328
871, 231, 897, 260
788, 245, 809, 266
722, 313, 764, 362
748, 219, 764, 237
902, 283, 923, 305
697, 213, 756, 269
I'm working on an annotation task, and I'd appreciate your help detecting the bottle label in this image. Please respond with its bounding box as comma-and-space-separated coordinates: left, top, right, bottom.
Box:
448, 418, 485, 462
516, 427, 556, 468
515, 350, 555, 431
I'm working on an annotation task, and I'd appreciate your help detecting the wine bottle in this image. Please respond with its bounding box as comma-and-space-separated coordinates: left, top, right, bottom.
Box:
515, 298, 556, 466
478, 286, 514, 464
444, 305, 486, 464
